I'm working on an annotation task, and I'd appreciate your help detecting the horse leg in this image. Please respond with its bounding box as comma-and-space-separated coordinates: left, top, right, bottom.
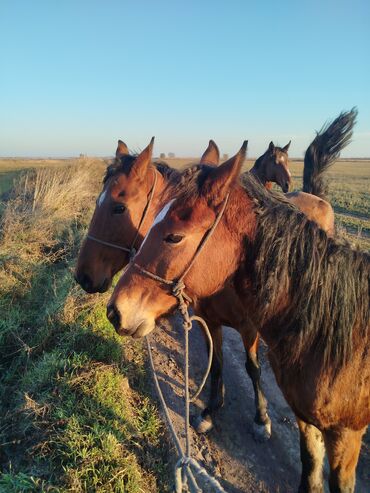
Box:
242, 331, 271, 441
192, 323, 224, 434
296, 418, 325, 493
322, 426, 366, 493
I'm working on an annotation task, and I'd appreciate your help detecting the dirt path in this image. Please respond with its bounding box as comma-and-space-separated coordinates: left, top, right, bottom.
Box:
149, 314, 369, 492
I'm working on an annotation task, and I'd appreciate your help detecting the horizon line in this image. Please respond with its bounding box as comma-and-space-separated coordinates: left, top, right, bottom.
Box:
1, 155, 370, 161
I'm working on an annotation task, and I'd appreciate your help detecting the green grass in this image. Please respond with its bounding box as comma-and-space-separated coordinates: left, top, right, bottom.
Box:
0, 163, 171, 492
287, 159, 370, 250
0, 170, 21, 196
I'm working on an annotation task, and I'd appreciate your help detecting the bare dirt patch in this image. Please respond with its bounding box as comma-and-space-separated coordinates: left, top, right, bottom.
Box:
147, 314, 369, 492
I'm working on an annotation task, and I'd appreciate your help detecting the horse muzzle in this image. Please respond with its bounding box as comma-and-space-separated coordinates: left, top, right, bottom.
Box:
75, 271, 111, 294
106, 302, 155, 338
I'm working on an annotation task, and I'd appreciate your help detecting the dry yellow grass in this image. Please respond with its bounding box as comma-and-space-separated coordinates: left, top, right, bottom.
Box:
0, 157, 171, 492
1, 158, 105, 264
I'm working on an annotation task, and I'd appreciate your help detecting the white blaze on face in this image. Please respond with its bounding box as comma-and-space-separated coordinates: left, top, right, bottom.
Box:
136, 199, 175, 254
98, 190, 107, 207
152, 199, 175, 227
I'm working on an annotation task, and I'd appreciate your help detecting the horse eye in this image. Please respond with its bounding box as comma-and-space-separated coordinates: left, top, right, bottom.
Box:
113, 204, 126, 214
164, 234, 184, 244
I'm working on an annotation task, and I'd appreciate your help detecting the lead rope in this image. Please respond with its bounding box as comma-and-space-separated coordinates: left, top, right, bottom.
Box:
136, 195, 230, 493
145, 296, 227, 493
86, 168, 158, 260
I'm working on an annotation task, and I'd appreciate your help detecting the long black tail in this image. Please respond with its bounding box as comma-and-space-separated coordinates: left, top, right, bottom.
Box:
303, 108, 357, 199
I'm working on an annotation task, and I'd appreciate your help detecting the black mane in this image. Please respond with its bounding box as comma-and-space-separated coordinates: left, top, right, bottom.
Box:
165, 163, 369, 372
241, 173, 369, 372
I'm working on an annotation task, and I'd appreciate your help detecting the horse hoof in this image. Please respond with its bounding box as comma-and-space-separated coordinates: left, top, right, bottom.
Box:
253, 419, 271, 442
191, 414, 214, 434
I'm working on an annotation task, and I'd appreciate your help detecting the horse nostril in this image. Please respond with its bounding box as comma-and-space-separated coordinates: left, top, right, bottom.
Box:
75, 272, 91, 290
98, 278, 111, 293
107, 303, 121, 330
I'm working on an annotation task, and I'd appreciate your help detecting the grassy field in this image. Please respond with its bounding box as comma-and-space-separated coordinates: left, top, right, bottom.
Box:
0, 160, 171, 492
288, 159, 370, 250
0, 159, 76, 196
0, 156, 369, 492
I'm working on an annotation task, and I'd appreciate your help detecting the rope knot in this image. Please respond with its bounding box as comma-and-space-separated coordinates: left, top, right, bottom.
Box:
180, 456, 191, 467
172, 280, 186, 298
129, 248, 136, 262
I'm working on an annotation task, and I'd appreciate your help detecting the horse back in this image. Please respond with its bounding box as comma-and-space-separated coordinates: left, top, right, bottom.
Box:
286, 191, 335, 236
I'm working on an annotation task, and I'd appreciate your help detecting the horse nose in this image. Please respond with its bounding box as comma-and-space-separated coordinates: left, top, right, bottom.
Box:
107, 303, 121, 330
98, 278, 111, 293
283, 181, 290, 193
75, 272, 94, 292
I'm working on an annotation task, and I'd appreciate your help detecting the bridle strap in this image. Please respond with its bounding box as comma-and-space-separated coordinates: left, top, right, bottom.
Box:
86, 235, 131, 253
129, 167, 158, 253
178, 193, 230, 284
133, 192, 230, 303
86, 168, 158, 259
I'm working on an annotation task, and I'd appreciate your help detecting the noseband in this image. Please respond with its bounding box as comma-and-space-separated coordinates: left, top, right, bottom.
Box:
86, 169, 158, 260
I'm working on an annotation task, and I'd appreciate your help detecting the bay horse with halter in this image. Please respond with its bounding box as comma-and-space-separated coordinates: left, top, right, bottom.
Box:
108, 144, 369, 493
75, 110, 356, 438
74, 139, 180, 293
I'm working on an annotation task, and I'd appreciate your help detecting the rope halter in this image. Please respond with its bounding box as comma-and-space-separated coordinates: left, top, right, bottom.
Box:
132, 192, 230, 308
136, 193, 230, 493
133, 192, 230, 403
86, 168, 158, 261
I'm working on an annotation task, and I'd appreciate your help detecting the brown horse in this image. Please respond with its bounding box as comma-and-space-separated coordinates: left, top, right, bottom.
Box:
76, 111, 356, 439
75, 137, 275, 438
250, 140, 291, 192
108, 145, 369, 493
74, 139, 180, 293
249, 138, 337, 235
251, 109, 357, 237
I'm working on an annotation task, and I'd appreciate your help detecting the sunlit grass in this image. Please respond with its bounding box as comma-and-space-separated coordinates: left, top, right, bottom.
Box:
0, 162, 171, 492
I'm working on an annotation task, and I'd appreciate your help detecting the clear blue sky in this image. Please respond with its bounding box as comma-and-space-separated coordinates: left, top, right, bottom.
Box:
1, 0, 369, 157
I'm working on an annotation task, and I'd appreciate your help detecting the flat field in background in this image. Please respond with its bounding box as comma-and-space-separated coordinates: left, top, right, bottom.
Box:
0, 159, 75, 195
1, 157, 369, 249
167, 157, 370, 251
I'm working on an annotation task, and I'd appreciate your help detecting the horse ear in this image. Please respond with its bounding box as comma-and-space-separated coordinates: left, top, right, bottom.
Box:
116, 140, 129, 157
268, 141, 275, 153
131, 137, 154, 180
282, 140, 291, 153
200, 140, 220, 165
203, 140, 247, 206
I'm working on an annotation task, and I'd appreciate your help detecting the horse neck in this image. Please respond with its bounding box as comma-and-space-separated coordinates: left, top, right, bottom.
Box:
250, 158, 272, 190
222, 185, 290, 341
